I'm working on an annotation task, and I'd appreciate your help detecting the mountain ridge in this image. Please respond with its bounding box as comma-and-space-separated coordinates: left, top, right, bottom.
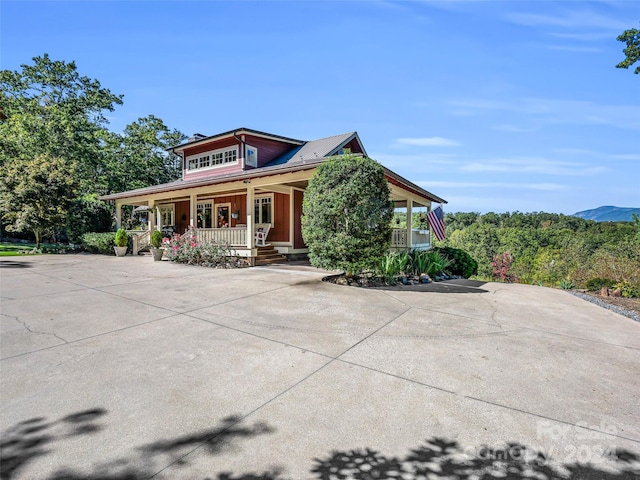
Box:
573, 206, 640, 222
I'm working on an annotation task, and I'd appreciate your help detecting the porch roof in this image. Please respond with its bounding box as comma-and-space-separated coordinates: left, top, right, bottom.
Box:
99, 156, 447, 206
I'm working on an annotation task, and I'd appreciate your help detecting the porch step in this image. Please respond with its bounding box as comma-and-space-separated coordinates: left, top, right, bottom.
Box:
255, 245, 287, 266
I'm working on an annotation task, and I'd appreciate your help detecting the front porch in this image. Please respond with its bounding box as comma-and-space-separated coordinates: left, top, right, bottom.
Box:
114, 167, 438, 262
390, 228, 431, 251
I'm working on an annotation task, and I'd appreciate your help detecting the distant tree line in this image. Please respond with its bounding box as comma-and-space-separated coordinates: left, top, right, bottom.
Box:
437, 211, 640, 295
0, 54, 186, 246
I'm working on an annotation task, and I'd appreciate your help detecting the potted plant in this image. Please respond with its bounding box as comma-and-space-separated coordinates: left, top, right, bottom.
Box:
150, 230, 164, 261
114, 228, 128, 257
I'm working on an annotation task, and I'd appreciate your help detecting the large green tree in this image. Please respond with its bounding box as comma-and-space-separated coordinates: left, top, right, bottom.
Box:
616, 26, 640, 74
1, 54, 186, 240
302, 154, 393, 273
0, 54, 124, 191
0, 154, 77, 246
102, 115, 186, 194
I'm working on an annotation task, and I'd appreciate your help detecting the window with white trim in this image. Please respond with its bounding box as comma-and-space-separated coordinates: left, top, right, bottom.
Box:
254, 195, 272, 224
186, 146, 238, 172
159, 205, 174, 227
197, 202, 213, 228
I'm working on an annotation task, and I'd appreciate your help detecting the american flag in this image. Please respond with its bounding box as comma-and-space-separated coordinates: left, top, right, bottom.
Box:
427, 206, 446, 241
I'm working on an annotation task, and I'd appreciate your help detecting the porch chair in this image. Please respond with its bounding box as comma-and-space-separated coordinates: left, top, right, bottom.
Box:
254, 223, 272, 247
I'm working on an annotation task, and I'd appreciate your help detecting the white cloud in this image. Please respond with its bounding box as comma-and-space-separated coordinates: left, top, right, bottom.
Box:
459, 157, 609, 176
396, 137, 460, 147
545, 45, 603, 53
492, 124, 538, 133
420, 181, 568, 191
553, 148, 640, 162
504, 10, 628, 31
448, 97, 640, 130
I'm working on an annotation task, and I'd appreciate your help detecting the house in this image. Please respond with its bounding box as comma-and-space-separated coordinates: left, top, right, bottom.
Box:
99, 128, 447, 265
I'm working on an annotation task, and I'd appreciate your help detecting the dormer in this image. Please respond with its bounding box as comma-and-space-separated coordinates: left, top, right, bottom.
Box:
169, 128, 304, 181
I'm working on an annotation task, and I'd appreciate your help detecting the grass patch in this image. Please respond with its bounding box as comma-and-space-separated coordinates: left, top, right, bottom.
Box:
0, 241, 80, 255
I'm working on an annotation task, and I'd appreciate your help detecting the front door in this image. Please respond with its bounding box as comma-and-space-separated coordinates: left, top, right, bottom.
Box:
215, 203, 231, 228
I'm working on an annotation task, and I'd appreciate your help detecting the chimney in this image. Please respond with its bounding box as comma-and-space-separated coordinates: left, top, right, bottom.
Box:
189, 133, 207, 142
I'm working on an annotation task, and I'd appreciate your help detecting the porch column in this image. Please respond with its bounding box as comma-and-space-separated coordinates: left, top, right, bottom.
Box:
156, 206, 163, 231
190, 194, 197, 227
246, 185, 254, 250
115, 201, 122, 229
289, 187, 295, 245
148, 200, 156, 232
406, 199, 413, 249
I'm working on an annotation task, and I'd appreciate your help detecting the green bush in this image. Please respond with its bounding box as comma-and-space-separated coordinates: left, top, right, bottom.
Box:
150, 230, 163, 248
81, 232, 117, 254
432, 246, 478, 278
585, 277, 616, 291
558, 279, 575, 290
410, 250, 452, 277
301, 154, 393, 274
613, 281, 640, 298
115, 228, 128, 247
377, 251, 412, 284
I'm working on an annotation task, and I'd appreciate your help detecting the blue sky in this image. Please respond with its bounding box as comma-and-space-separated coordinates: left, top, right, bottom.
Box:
2, 0, 638, 214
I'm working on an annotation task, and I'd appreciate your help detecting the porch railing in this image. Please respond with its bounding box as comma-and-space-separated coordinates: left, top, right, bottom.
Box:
196, 227, 247, 247
128, 230, 150, 255
391, 229, 408, 248
391, 228, 431, 250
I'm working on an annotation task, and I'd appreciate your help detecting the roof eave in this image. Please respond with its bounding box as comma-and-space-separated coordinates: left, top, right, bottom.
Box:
167, 128, 305, 154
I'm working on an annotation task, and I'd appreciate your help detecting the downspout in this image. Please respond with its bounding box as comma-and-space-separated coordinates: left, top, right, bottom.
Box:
233, 131, 247, 170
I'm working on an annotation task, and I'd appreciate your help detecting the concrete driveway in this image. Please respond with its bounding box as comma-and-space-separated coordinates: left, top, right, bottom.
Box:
1, 254, 639, 479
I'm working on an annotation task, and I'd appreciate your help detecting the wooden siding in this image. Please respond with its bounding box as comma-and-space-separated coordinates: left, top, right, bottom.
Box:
243, 134, 298, 169
343, 138, 363, 154
270, 193, 290, 242
293, 190, 306, 249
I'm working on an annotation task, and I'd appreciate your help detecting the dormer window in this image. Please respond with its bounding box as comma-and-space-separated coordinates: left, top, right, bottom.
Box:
186, 146, 238, 172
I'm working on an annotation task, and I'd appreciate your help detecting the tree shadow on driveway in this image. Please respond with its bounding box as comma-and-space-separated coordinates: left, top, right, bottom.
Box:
1, 410, 274, 480
3, 408, 639, 479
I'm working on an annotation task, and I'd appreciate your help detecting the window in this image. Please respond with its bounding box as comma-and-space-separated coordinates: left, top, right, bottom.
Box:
159, 205, 174, 227
254, 195, 272, 224
186, 146, 238, 172
197, 202, 213, 228
246, 145, 258, 168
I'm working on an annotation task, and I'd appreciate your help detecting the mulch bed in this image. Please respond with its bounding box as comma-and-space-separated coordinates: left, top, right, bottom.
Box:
322, 273, 462, 288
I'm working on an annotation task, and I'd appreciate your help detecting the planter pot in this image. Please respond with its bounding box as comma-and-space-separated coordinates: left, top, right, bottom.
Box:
114, 246, 128, 257
150, 247, 164, 261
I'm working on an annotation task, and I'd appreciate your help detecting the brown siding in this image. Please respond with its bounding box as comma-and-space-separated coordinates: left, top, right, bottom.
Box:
175, 201, 190, 234
293, 190, 305, 249
270, 193, 290, 242
344, 138, 363, 154
243, 135, 298, 168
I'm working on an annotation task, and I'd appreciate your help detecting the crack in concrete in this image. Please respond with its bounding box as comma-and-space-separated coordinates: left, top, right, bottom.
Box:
9, 314, 69, 344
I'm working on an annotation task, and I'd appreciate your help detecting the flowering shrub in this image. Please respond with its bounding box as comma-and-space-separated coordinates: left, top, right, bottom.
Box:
492, 251, 518, 283
162, 227, 245, 268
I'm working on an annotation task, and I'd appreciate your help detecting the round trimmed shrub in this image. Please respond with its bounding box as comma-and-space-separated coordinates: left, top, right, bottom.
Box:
114, 228, 128, 247
150, 230, 163, 248
302, 154, 393, 274
585, 277, 616, 291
